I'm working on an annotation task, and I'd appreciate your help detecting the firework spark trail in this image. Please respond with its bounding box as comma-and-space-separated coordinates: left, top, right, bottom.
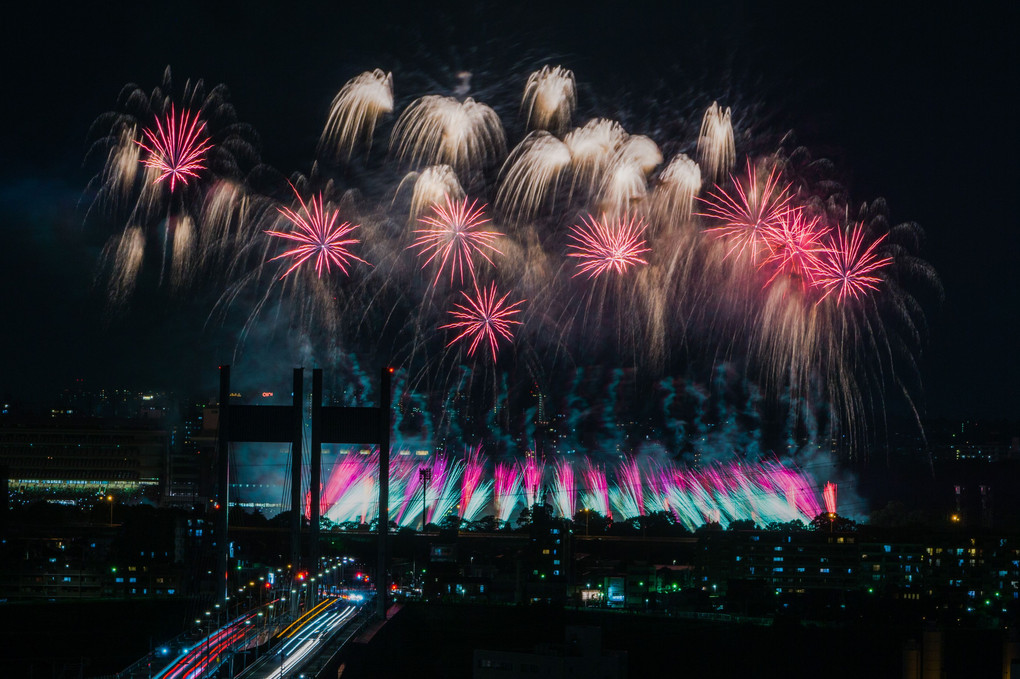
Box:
494, 461, 522, 525
823, 481, 838, 515
461, 446, 492, 522
565, 119, 627, 199
521, 65, 576, 133
598, 135, 662, 217
393, 460, 425, 527
699, 160, 794, 264
697, 101, 735, 184
581, 461, 611, 519
496, 131, 571, 224
391, 95, 506, 178
199, 181, 257, 273
107, 226, 145, 305
426, 455, 463, 525
611, 457, 646, 519
309, 450, 370, 520
567, 214, 651, 279
137, 105, 212, 193
704, 466, 745, 525
409, 197, 503, 286
551, 459, 576, 519
403, 165, 465, 220
322, 452, 375, 524
463, 479, 493, 523
760, 208, 825, 285
763, 460, 822, 519
319, 69, 394, 160
683, 474, 719, 525
813, 225, 892, 303
652, 153, 702, 228
315, 451, 829, 528
169, 215, 196, 289
440, 282, 525, 359
643, 463, 671, 515
103, 123, 142, 205
460, 445, 485, 516
661, 472, 706, 531
265, 185, 367, 279
522, 456, 546, 508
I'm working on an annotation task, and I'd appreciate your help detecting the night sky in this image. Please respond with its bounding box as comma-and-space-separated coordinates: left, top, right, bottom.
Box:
0, 1, 1015, 420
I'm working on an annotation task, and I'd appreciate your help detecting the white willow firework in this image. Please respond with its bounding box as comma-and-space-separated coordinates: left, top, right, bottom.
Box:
521, 65, 576, 133
319, 69, 394, 159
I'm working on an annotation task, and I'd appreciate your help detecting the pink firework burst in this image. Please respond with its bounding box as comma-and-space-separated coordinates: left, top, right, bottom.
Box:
699, 160, 793, 263
440, 282, 524, 358
137, 104, 212, 192
410, 197, 503, 286
760, 209, 826, 286
265, 185, 367, 279
566, 213, 650, 278
812, 224, 891, 303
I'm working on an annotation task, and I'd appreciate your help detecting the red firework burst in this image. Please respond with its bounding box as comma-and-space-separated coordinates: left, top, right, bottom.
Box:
760, 209, 826, 286
812, 224, 891, 303
440, 282, 524, 358
410, 197, 503, 286
699, 160, 793, 262
137, 105, 212, 193
265, 185, 367, 279
566, 214, 650, 279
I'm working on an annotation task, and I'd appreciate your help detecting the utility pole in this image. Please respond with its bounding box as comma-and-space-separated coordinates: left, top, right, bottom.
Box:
376, 366, 392, 619
289, 368, 303, 580
216, 366, 231, 603
310, 369, 323, 572
419, 467, 432, 531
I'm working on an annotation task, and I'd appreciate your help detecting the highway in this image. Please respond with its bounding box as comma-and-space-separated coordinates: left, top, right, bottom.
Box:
153, 610, 263, 679
240, 596, 366, 679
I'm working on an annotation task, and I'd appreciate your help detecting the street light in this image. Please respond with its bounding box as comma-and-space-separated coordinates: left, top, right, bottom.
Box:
106, 494, 114, 525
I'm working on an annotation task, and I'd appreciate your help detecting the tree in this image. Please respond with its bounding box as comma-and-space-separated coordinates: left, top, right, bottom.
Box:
466, 515, 500, 532
439, 514, 462, 532
572, 509, 608, 535
764, 519, 807, 532
809, 513, 858, 532
728, 519, 757, 531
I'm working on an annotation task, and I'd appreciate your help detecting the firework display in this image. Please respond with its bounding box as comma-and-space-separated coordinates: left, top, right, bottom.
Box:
86, 61, 938, 513
310, 448, 822, 530
137, 105, 211, 193
266, 184, 367, 279
409, 197, 502, 286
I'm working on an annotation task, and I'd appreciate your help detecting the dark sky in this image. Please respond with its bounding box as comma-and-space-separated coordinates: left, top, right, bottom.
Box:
1, 0, 1016, 419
